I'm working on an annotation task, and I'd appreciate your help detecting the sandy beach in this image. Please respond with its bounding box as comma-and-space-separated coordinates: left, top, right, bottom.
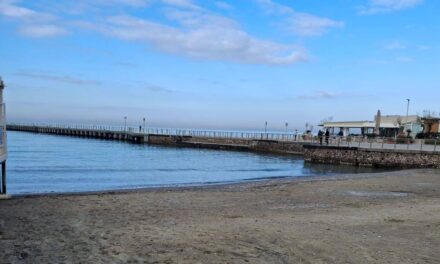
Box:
1, 169, 439, 263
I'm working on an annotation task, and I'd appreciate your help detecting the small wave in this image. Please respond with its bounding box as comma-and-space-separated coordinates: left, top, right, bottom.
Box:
224, 168, 290, 172
9, 167, 213, 173
242, 175, 292, 181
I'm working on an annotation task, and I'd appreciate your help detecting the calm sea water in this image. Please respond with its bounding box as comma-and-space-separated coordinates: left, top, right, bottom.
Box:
7, 131, 385, 195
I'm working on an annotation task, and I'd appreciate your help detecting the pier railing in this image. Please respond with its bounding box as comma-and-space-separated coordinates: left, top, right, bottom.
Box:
7, 123, 307, 142
7, 123, 440, 152
322, 135, 439, 152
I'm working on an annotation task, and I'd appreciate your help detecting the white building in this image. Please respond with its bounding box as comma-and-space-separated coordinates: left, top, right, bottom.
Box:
320, 113, 422, 138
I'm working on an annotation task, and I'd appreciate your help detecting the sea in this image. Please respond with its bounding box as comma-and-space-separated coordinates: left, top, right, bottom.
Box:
6, 131, 387, 195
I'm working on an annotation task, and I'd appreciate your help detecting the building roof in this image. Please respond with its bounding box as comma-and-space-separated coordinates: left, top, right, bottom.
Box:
320, 115, 421, 129
320, 121, 374, 128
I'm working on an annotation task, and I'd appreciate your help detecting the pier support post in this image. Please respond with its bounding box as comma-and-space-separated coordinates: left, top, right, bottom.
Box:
1, 161, 5, 194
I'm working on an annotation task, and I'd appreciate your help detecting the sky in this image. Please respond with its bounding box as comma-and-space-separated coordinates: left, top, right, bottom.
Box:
0, 0, 439, 131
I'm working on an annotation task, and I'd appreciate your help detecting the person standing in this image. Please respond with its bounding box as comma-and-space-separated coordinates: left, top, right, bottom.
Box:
318, 130, 323, 145
325, 129, 330, 145
338, 130, 343, 137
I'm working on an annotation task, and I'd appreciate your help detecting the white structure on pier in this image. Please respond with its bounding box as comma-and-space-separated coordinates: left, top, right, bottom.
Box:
0, 77, 7, 195
320, 113, 423, 138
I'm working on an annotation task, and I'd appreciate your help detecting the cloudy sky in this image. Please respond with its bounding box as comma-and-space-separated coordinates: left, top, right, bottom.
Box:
0, 0, 439, 131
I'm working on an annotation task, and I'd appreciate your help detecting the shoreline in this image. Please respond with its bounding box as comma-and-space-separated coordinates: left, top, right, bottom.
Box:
9, 168, 408, 199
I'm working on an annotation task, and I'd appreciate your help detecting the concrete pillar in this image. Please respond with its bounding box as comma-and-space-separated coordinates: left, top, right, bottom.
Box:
1, 161, 5, 194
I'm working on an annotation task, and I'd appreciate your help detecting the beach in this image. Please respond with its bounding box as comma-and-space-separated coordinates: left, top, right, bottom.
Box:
1, 169, 439, 263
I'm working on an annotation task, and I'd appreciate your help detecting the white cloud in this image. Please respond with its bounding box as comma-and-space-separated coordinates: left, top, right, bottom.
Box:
287, 13, 344, 37
395, 56, 414, 62
82, 12, 307, 65
418, 45, 431, 51
372, 0, 423, 9
92, 0, 150, 7
384, 41, 406, 50
255, 0, 344, 37
359, 0, 423, 14
0, 0, 53, 21
142, 84, 175, 93
364, 56, 414, 64
299, 90, 341, 100
15, 71, 101, 85
19, 24, 67, 38
1, 0, 308, 65
0, 0, 67, 37
256, 0, 292, 15
215, 1, 233, 10
160, 0, 200, 9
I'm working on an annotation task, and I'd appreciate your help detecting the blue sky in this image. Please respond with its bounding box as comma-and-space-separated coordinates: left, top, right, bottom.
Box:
0, 0, 439, 131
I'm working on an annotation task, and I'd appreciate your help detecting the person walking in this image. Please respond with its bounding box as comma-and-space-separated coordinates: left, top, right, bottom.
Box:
325, 129, 330, 145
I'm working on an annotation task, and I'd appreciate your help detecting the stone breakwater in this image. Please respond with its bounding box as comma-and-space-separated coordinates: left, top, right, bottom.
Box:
304, 145, 440, 169
116, 134, 306, 154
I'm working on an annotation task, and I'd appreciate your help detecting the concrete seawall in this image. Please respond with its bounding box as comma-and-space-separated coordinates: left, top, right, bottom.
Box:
149, 135, 304, 154
304, 145, 440, 169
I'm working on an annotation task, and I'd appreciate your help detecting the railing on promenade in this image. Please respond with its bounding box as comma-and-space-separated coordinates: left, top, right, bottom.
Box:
7, 123, 306, 142
322, 135, 439, 152
7, 123, 440, 152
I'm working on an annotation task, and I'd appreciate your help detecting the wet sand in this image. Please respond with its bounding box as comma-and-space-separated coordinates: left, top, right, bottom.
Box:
1, 169, 439, 263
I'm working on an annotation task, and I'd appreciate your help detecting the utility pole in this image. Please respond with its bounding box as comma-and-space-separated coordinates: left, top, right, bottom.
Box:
406, 99, 410, 131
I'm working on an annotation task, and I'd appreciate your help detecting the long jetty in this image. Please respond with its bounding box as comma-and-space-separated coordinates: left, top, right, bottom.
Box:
7, 123, 440, 169
6, 123, 306, 154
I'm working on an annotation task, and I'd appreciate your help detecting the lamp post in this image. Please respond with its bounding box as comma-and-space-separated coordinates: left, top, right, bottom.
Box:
124, 116, 127, 132
142, 117, 146, 133
285, 122, 288, 133
406, 99, 410, 132
264, 121, 267, 133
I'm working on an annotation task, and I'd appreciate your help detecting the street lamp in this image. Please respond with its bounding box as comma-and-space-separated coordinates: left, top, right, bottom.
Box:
406, 99, 410, 119
124, 116, 127, 132
142, 117, 146, 133
406, 99, 410, 132
285, 122, 288, 133
264, 121, 267, 133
